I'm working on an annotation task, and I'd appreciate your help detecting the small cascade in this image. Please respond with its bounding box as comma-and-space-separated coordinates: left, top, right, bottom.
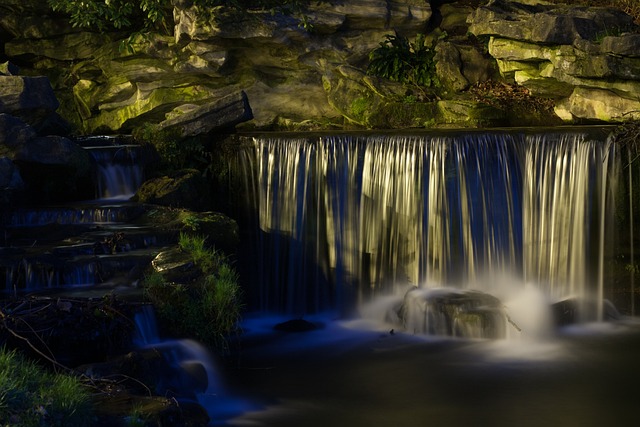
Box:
133, 305, 226, 423
235, 127, 629, 331
78, 136, 147, 201
3, 205, 142, 227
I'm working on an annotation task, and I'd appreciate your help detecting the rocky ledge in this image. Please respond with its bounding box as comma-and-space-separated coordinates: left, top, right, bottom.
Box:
468, 0, 640, 122
1, 0, 639, 133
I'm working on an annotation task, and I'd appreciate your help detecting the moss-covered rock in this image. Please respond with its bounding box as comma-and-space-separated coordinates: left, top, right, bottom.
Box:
135, 206, 239, 255
437, 99, 506, 128
83, 85, 218, 133
469, 0, 640, 123
5, 32, 111, 61
368, 101, 439, 128
132, 169, 212, 211
556, 87, 640, 122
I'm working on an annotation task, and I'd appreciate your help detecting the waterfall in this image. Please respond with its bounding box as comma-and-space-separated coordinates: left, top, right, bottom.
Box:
236, 128, 625, 322
84, 144, 145, 201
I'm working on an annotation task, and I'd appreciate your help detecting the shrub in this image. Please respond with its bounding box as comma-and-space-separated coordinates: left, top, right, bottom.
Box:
47, 0, 171, 32
47, 0, 314, 34
0, 348, 93, 427
367, 32, 440, 89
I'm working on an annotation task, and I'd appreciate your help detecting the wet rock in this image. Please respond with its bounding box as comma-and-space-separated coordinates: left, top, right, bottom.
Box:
0, 113, 36, 153
151, 248, 201, 284
186, 211, 240, 255
12, 135, 94, 202
80, 349, 211, 426
551, 297, 621, 326
397, 287, 506, 339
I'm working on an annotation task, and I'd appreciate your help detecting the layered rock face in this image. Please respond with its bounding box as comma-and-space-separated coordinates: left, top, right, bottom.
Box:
468, 0, 640, 122
1, 0, 639, 131
0, 63, 93, 204
1, 0, 432, 132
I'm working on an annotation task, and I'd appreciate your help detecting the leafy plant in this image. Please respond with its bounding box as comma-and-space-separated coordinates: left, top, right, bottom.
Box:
181, 213, 202, 232
47, 0, 169, 32
0, 347, 93, 427
367, 32, 440, 89
48, 0, 314, 34
144, 234, 243, 350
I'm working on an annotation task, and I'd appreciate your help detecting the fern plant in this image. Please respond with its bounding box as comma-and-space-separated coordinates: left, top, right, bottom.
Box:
367, 32, 440, 89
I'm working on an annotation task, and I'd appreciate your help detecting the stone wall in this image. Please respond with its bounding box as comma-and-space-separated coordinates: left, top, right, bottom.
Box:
1, 0, 639, 133
468, 0, 640, 122
0, 0, 433, 133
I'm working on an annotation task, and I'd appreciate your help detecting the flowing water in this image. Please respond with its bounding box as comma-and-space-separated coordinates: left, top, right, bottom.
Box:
0, 138, 156, 292
80, 135, 147, 201
3, 127, 639, 425
219, 127, 640, 427
234, 128, 636, 325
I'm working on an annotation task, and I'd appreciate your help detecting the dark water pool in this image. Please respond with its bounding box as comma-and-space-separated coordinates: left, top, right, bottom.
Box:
204, 314, 640, 427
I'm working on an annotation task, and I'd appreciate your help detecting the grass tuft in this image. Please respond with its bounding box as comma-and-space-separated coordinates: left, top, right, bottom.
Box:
0, 347, 93, 427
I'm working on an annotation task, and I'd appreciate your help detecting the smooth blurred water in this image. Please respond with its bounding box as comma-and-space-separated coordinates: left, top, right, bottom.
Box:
235, 128, 631, 322
222, 313, 640, 427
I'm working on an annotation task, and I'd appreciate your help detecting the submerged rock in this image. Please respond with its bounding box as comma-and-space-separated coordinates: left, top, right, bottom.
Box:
551, 297, 621, 326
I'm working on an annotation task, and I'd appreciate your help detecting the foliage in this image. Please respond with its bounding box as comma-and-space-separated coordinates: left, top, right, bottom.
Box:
0, 348, 93, 427
181, 213, 203, 232
178, 232, 221, 273
144, 233, 243, 350
47, 0, 170, 32
47, 0, 314, 35
367, 32, 440, 89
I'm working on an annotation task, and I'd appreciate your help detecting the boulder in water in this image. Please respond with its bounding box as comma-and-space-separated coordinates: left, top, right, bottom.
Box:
396, 287, 506, 339
551, 297, 621, 326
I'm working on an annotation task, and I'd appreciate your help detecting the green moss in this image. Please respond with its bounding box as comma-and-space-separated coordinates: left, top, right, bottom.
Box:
369, 101, 438, 128
349, 96, 371, 121
84, 86, 214, 133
